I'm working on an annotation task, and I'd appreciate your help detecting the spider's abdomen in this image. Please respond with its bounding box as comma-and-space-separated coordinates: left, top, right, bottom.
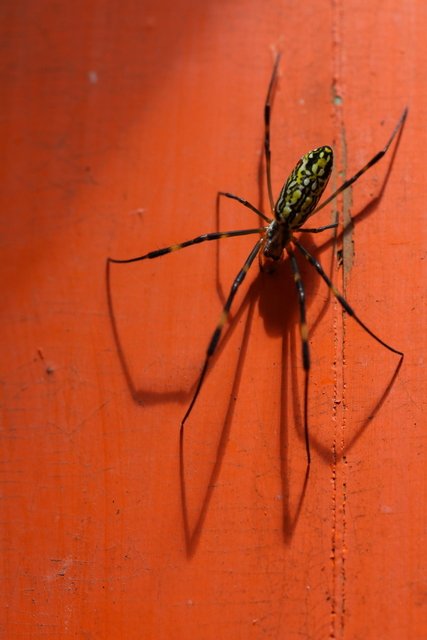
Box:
274, 146, 333, 228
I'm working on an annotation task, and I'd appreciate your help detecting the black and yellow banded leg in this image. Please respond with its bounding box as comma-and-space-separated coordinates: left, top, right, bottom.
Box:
107, 228, 266, 265
287, 247, 311, 464
180, 238, 264, 432
311, 107, 408, 217
294, 239, 404, 356
264, 53, 282, 212
217, 191, 272, 224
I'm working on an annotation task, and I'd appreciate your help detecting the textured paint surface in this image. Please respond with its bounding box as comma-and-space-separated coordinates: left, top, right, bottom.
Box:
1, 1, 426, 638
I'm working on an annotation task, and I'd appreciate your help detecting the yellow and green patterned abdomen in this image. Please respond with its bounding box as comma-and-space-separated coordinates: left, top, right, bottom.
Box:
274, 146, 333, 227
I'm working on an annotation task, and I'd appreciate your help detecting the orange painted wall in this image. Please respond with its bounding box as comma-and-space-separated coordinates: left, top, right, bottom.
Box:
1, 1, 426, 638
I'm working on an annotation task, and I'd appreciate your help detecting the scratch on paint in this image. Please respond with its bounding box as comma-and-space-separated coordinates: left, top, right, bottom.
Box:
340, 124, 355, 281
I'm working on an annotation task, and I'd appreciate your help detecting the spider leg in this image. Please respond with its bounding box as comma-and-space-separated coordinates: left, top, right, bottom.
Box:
311, 107, 408, 217
107, 228, 266, 264
180, 238, 264, 432
264, 53, 282, 212
217, 191, 272, 224
287, 247, 311, 465
299, 223, 338, 234
294, 238, 404, 356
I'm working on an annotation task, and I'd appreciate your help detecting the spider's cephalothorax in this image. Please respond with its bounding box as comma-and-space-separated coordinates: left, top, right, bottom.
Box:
275, 146, 333, 227
262, 219, 290, 261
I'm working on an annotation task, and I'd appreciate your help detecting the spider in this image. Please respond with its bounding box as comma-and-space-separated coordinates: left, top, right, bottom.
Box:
107, 54, 406, 464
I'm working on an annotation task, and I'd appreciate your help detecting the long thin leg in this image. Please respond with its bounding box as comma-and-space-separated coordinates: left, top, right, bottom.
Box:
107, 227, 266, 264
294, 238, 404, 356
264, 53, 282, 212
310, 107, 408, 217
217, 191, 272, 224
299, 223, 338, 234
287, 248, 311, 465
180, 238, 264, 432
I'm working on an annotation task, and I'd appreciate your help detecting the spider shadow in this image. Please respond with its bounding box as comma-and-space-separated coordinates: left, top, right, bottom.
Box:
257, 257, 316, 543
106, 257, 196, 406
179, 275, 258, 556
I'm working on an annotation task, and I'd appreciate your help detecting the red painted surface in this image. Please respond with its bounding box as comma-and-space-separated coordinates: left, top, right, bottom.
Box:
1, 1, 425, 638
